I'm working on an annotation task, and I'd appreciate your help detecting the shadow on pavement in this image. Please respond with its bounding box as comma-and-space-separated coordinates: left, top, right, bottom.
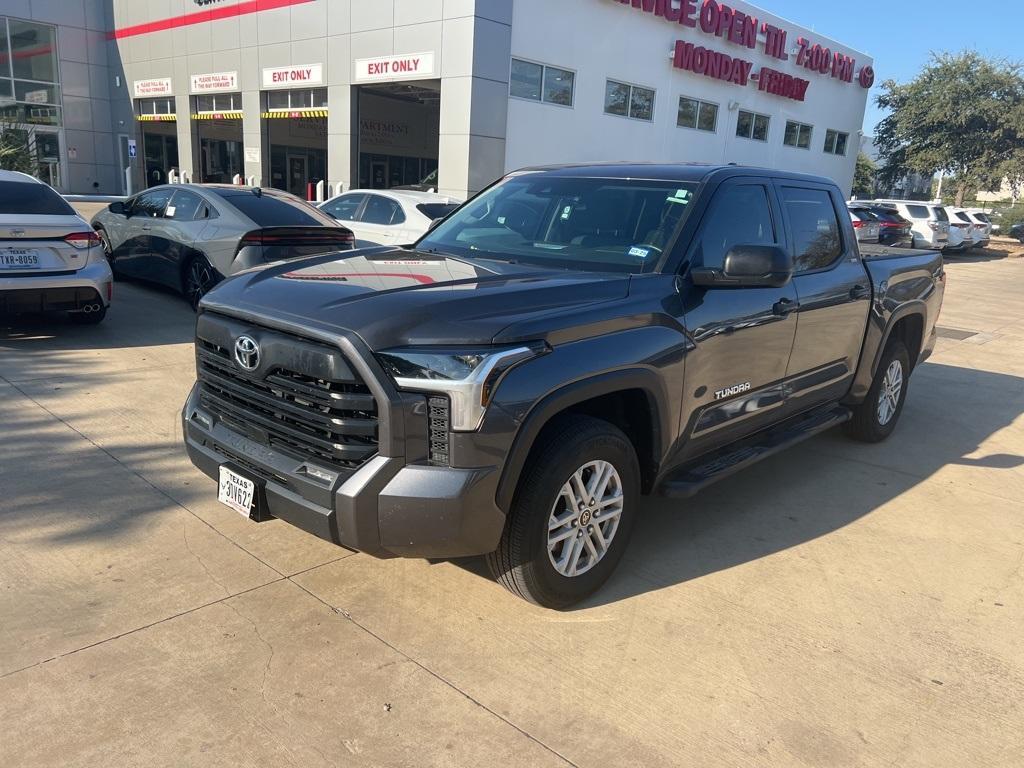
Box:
457, 361, 1024, 609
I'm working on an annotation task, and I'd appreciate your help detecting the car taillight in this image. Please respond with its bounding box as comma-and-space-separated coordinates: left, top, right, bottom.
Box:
928, 221, 940, 231
64, 231, 102, 249
852, 220, 864, 228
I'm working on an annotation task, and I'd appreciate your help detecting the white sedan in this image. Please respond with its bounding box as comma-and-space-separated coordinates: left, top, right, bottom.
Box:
318, 189, 461, 247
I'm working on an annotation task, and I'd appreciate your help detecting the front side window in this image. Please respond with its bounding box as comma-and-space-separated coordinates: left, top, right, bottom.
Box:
823, 129, 849, 155
322, 193, 365, 222
696, 184, 775, 269
784, 121, 813, 149
133, 189, 173, 218
677, 97, 718, 132
736, 110, 769, 141
417, 175, 698, 274
360, 195, 404, 226
605, 80, 655, 121
781, 187, 842, 272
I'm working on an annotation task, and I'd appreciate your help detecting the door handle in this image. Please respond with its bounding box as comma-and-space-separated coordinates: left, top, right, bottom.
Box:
141, 225, 152, 231
850, 284, 870, 300
772, 297, 799, 316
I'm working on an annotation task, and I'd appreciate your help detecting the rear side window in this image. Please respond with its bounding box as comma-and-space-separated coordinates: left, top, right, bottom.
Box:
217, 191, 335, 227
696, 184, 776, 269
955, 212, 971, 223
870, 208, 901, 223
321, 194, 365, 221
0, 180, 74, 215
973, 212, 990, 223
166, 190, 204, 220
849, 208, 874, 221
360, 195, 405, 226
905, 204, 929, 219
931, 207, 949, 222
780, 187, 842, 272
416, 202, 459, 220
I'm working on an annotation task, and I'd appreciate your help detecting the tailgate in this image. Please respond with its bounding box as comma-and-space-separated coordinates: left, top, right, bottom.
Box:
0, 215, 90, 274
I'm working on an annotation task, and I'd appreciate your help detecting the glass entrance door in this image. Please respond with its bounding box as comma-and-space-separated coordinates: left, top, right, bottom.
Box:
287, 154, 308, 198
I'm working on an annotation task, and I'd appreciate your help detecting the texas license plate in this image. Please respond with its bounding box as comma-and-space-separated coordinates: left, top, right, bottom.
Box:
218, 465, 256, 518
0, 249, 40, 268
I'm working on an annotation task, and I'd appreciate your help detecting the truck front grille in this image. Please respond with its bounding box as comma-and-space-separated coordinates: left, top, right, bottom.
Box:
197, 339, 378, 470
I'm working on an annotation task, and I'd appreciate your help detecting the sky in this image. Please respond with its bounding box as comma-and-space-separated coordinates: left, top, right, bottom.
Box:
762, 0, 1024, 137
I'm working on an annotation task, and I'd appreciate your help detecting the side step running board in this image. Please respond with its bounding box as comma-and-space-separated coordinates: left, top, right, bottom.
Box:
658, 405, 851, 499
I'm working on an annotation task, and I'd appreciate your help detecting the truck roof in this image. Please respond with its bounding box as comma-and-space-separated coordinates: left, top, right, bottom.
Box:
513, 162, 837, 187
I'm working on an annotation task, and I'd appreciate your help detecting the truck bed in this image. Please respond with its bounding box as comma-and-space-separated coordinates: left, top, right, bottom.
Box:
859, 243, 941, 262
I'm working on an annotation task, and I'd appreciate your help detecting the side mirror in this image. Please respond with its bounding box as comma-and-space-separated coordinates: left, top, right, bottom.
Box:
691, 245, 793, 288
108, 200, 127, 215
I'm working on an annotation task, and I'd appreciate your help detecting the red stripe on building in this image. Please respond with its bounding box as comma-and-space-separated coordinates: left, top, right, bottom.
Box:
109, 0, 315, 40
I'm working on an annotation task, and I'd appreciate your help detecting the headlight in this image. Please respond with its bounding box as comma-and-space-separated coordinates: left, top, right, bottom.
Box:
376, 344, 545, 431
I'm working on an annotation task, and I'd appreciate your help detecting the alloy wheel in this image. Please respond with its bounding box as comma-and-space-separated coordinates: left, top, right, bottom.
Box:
547, 460, 624, 578
876, 359, 904, 426
186, 257, 215, 309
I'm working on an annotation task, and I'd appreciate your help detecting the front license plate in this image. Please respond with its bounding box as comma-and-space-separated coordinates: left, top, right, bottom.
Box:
218, 465, 256, 518
0, 249, 40, 269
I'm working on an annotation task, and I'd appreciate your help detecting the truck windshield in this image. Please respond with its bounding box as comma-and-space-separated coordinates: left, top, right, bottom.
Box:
416, 174, 698, 273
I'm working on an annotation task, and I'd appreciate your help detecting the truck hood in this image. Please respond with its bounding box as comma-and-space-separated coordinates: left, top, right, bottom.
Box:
201, 247, 632, 349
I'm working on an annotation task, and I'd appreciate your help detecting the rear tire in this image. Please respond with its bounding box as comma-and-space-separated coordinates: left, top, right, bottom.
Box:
95, 227, 116, 276
182, 254, 220, 311
486, 415, 640, 609
844, 339, 910, 442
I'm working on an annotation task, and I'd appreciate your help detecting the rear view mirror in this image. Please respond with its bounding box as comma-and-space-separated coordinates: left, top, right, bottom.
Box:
108, 200, 126, 215
691, 245, 793, 288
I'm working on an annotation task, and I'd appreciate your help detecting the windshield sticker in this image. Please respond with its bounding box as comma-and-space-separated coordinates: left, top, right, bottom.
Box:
560, 205, 573, 220
628, 246, 651, 259
666, 189, 691, 205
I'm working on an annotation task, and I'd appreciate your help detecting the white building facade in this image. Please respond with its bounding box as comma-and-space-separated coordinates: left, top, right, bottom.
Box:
1, 0, 873, 198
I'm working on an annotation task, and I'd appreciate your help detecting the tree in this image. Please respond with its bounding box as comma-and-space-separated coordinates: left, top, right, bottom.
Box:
0, 119, 38, 177
852, 152, 876, 198
874, 52, 1024, 206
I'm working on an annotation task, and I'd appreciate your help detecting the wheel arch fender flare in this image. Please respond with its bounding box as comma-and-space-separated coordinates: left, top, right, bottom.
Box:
495, 368, 671, 512
873, 301, 928, 375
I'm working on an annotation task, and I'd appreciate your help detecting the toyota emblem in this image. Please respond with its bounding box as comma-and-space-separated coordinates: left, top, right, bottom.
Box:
234, 335, 260, 371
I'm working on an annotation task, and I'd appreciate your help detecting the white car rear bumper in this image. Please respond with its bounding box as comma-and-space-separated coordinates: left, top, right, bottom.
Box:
0, 259, 113, 312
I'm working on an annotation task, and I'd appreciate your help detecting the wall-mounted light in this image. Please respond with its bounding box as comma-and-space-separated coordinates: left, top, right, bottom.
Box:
115, 75, 121, 88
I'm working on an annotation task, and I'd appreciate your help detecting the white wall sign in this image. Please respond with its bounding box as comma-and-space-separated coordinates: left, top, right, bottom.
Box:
354, 52, 436, 83
190, 71, 238, 93
244, 147, 260, 163
261, 64, 323, 89
133, 78, 172, 98
127, 140, 137, 159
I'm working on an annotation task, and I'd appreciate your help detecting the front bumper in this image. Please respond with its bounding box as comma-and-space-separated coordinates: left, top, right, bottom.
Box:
0, 260, 112, 313
182, 382, 506, 559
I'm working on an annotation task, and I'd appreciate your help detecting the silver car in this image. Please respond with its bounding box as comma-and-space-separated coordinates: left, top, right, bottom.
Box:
0, 170, 111, 324
91, 184, 354, 309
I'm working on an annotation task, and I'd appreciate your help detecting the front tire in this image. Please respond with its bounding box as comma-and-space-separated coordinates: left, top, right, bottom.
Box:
844, 339, 911, 442
486, 415, 640, 608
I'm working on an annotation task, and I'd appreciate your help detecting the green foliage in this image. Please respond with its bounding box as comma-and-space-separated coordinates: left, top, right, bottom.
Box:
852, 153, 876, 197
874, 52, 1024, 205
0, 122, 37, 176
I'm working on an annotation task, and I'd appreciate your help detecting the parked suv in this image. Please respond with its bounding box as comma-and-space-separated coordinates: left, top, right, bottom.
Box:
184, 164, 944, 608
0, 170, 111, 323
873, 199, 949, 250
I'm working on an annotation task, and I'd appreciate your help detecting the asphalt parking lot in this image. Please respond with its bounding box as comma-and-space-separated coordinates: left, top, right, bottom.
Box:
1, 253, 1022, 767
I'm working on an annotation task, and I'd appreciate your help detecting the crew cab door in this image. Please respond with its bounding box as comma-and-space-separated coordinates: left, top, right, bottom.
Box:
774, 182, 872, 413
678, 178, 799, 459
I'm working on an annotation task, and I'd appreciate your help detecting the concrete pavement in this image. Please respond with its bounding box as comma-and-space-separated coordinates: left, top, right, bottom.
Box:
1, 256, 1022, 766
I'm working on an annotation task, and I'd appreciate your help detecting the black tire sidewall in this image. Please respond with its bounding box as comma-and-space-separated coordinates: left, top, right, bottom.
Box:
512, 420, 640, 607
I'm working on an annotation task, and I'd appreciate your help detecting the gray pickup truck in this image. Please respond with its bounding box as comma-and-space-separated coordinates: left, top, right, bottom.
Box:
182, 163, 944, 608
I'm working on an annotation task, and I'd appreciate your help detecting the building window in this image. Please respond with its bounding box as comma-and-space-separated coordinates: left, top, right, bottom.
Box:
0, 17, 61, 126
823, 129, 849, 156
736, 109, 769, 141
195, 93, 243, 113
784, 120, 813, 149
605, 80, 655, 121
136, 97, 175, 116
265, 87, 328, 111
677, 96, 718, 132
510, 59, 575, 107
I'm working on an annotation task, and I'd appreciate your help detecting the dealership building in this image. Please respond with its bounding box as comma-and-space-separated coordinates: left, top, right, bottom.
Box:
1, 0, 873, 199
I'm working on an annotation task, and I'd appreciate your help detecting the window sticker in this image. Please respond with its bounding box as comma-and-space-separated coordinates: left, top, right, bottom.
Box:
666, 188, 691, 205
560, 205, 574, 220
165, 206, 176, 217
628, 246, 651, 258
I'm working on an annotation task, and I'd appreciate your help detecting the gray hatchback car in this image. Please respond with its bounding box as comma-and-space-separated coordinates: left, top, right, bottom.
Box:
91, 184, 354, 308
